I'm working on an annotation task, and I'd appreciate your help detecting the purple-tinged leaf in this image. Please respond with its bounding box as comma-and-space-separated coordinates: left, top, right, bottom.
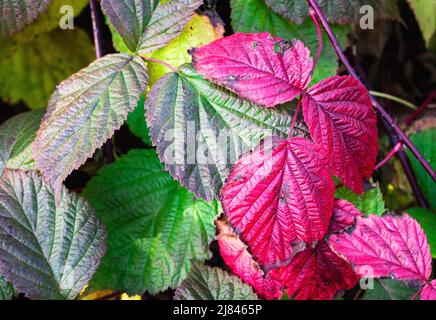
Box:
192, 32, 313, 107
302, 75, 378, 194
220, 137, 334, 268
329, 214, 432, 282
33, 54, 148, 193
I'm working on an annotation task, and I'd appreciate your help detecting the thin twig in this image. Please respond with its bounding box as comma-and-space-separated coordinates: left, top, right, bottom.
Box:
141, 56, 178, 73
307, 0, 436, 184
374, 142, 403, 171
370, 91, 417, 110
308, 8, 323, 71
404, 90, 436, 126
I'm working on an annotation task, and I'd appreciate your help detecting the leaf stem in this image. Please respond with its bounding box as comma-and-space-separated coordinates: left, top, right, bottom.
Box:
141, 56, 178, 73
307, 1, 435, 185
404, 90, 436, 126
289, 97, 303, 137
308, 7, 323, 72
370, 91, 417, 110
374, 142, 403, 171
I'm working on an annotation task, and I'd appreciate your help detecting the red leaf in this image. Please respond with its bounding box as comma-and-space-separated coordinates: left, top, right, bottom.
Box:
328, 199, 362, 234
216, 220, 282, 300
329, 214, 432, 282
220, 137, 334, 268
421, 280, 436, 300
271, 241, 358, 300
192, 32, 313, 107
302, 75, 378, 194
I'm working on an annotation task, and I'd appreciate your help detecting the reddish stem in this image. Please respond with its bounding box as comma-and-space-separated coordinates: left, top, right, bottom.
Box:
307, 0, 436, 184
404, 90, 436, 126
141, 56, 178, 73
289, 97, 303, 137
374, 142, 403, 171
308, 7, 323, 72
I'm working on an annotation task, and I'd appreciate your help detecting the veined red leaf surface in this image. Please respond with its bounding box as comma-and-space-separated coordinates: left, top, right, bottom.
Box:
217, 220, 282, 300
329, 214, 432, 282
302, 75, 378, 194
191, 32, 312, 107
421, 280, 436, 300
220, 137, 334, 268
328, 199, 362, 234
271, 241, 358, 300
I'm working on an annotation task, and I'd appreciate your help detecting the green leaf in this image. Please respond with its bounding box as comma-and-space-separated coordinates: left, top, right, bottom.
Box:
0, 110, 44, 174
127, 95, 152, 145
101, 0, 159, 52
407, 129, 436, 208
0, 0, 51, 39
146, 63, 307, 200
33, 53, 149, 193
407, 207, 436, 258
0, 276, 15, 300
230, 0, 349, 85
362, 279, 419, 300
174, 263, 258, 300
335, 184, 386, 216
264, 0, 400, 25
103, 0, 202, 54
4, 0, 89, 42
0, 28, 95, 109
127, 12, 224, 146
0, 170, 107, 300
83, 150, 220, 294
407, 0, 436, 52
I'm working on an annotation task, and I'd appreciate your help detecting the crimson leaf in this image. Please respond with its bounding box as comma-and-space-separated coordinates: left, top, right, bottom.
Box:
220, 137, 334, 268
271, 240, 358, 300
328, 199, 362, 234
192, 32, 313, 107
421, 280, 436, 300
302, 75, 378, 194
217, 220, 282, 300
329, 214, 432, 282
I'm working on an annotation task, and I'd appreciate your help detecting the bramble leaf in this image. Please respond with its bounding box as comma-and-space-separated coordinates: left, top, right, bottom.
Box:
174, 262, 258, 300
0, 170, 107, 300
335, 183, 385, 216
303, 75, 378, 194
328, 199, 362, 234
0, 276, 15, 300
329, 214, 432, 282
0, 0, 50, 39
217, 220, 282, 300
146, 64, 306, 200
33, 54, 148, 192
362, 279, 419, 300
192, 32, 313, 107
83, 150, 220, 294
101, 0, 159, 52
407, 207, 436, 258
0, 110, 44, 174
221, 137, 334, 268
271, 241, 358, 300
230, 0, 349, 85
264, 0, 400, 25
406, 128, 436, 208
104, 0, 203, 54
421, 280, 436, 300
0, 28, 95, 110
